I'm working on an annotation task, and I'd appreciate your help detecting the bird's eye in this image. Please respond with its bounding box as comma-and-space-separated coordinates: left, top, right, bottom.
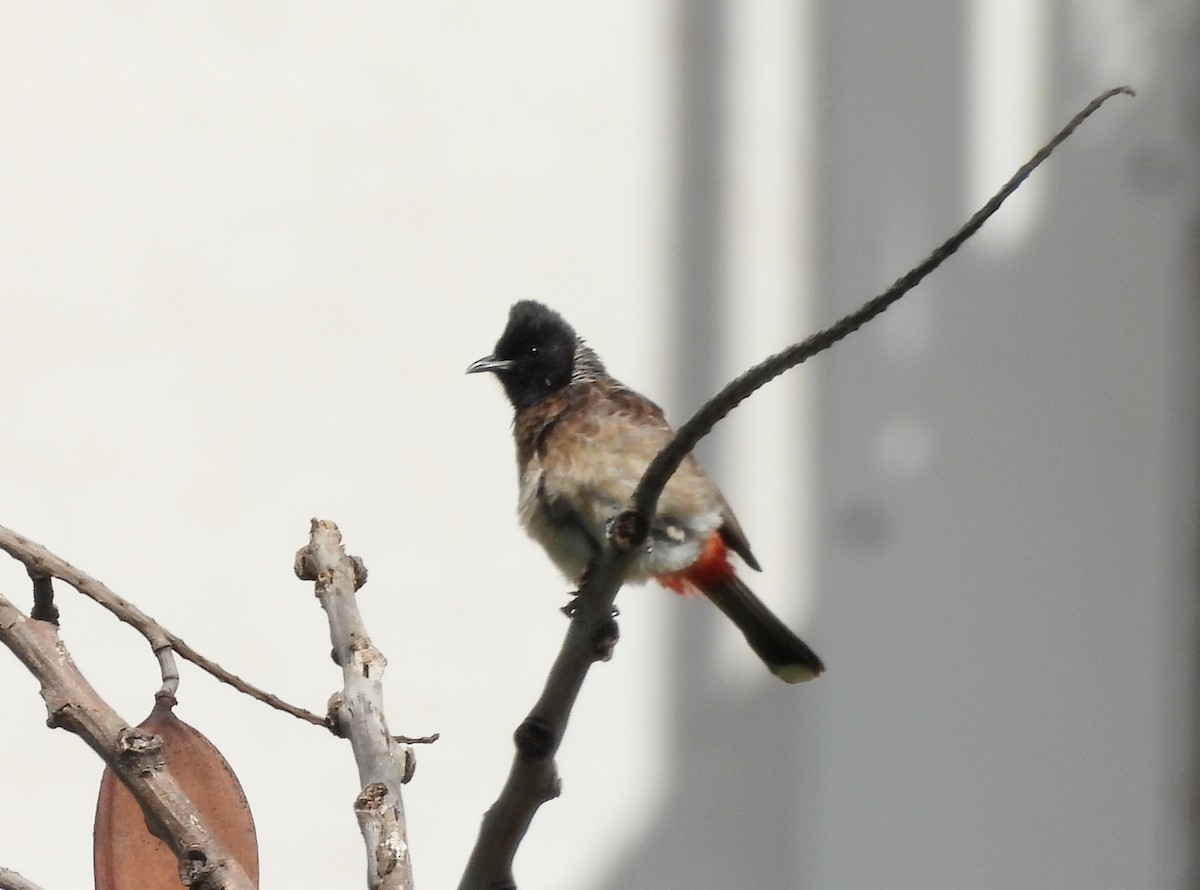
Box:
528, 345, 539, 355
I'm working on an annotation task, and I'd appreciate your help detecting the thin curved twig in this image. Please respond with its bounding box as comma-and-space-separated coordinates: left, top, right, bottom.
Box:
168, 635, 327, 728
457, 85, 1134, 890
631, 85, 1134, 524
0, 524, 327, 728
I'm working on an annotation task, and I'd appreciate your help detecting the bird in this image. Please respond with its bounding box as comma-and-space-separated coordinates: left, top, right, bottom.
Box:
467, 300, 823, 683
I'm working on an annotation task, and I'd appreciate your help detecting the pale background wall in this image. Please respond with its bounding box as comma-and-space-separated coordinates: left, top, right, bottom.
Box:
0, 3, 1195, 889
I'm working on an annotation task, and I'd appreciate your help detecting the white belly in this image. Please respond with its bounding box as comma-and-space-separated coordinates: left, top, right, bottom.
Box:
518, 464, 715, 584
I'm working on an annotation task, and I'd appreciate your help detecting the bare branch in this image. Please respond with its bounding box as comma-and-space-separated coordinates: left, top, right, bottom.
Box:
0, 594, 255, 890
0, 867, 47, 890
0, 523, 327, 728
459, 545, 634, 890
295, 519, 414, 890
458, 85, 1134, 890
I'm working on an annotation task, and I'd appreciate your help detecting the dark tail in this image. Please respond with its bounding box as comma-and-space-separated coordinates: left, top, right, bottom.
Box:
700, 574, 824, 683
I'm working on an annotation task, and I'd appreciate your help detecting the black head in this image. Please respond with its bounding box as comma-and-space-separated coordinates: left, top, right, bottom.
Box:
467, 301, 579, 410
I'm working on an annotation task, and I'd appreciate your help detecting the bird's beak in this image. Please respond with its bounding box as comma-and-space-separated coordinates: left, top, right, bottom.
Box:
466, 355, 514, 375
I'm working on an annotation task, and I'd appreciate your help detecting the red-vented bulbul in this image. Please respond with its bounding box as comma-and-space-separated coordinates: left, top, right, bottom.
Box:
468, 300, 823, 683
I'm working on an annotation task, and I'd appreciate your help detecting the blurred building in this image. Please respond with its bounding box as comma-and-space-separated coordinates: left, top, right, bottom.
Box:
603, 2, 1200, 888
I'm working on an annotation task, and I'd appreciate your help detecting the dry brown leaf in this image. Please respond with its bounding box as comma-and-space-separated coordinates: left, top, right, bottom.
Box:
94, 697, 259, 889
